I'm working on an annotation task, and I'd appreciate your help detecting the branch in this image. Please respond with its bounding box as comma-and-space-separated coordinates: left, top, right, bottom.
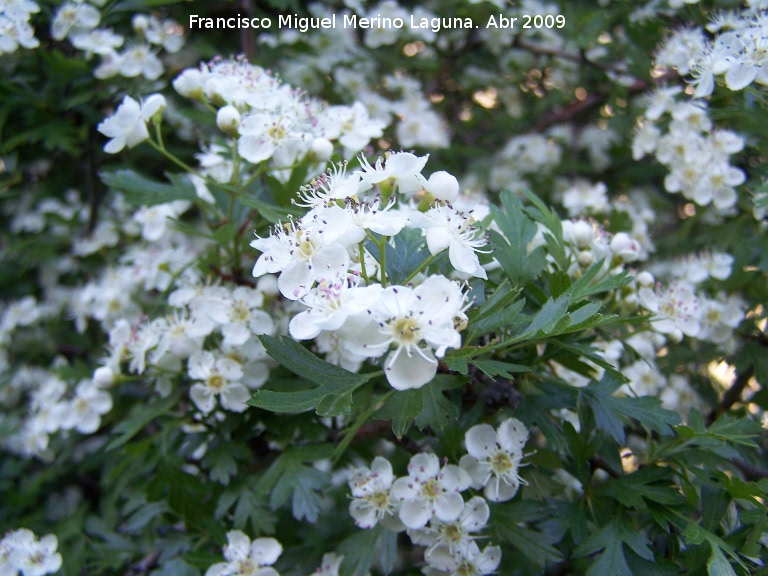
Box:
706, 365, 754, 425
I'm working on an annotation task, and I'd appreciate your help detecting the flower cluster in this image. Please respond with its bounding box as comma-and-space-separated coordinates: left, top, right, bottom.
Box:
51, 5, 184, 80
0, 528, 61, 576
171, 56, 387, 180
656, 7, 768, 97
0, 0, 39, 55
348, 418, 527, 575
633, 89, 745, 210
252, 152, 488, 389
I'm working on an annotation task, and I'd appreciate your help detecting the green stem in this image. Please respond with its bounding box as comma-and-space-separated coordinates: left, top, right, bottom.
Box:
403, 253, 437, 284
331, 389, 395, 463
358, 241, 370, 284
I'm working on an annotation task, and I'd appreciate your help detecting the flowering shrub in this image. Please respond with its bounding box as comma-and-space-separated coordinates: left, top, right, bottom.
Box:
2, 0, 768, 575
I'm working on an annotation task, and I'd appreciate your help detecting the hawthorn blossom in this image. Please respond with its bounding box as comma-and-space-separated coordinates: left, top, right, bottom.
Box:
205, 531, 282, 576
97, 94, 166, 153
188, 351, 249, 414
638, 281, 701, 339
340, 276, 466, 390
390, 453, 471, 529
459, 418, 529, 502
409, 204, 489, 279
348, 456, 401, 530
59, 380, 113, 434
0, 528, 62, 576
409, 495, 490, 558
310, 553, 344, 576
422, 541, 502, 576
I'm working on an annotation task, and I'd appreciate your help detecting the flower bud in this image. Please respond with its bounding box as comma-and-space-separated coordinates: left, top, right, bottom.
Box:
610, 232, 641, 262
309, 138, 333, 161
93, 366, 116, 387
216, 105, 241, 135
636, 271, 655, 287
173, 69, 204, 99
570, 220, 593, 249
577, 249, 594, 267
141, 94, 166, 124
425, 171, 459, 203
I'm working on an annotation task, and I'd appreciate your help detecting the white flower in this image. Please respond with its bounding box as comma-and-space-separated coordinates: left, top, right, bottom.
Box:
390, 453, 471, 529
340, 276, 466, 390
1, 529, 62, 576
356, 152, 429, 195
60, 380, 113, 434
638, 281, 701, 339
459, 418, 528, 502
251, 207, 357, 301
409, 495, 490, 558
348, 456, 401, 530
188, 351, 249, 414
97, 95, 164, 153
51, 1, 100, 41
310, 553, 344, 576
205, 531, 282, 576
422, 541, 501, 576
206, 286, 275, 346
119, 43, 163, 80
410, 204, 489, 279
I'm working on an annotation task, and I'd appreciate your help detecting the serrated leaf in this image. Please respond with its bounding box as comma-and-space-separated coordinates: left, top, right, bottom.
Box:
100, 169, 194, 206
339, 525, 395, 576
527, 294, 571, 336
491, 190, 547, 287
471, 359, 530, 379
373, 389, 423, 439
415, 375, 463, 431
708, 545, 737, 576
249, 336, 371, 416
237, 194, 294, 224
576, 519, 652, 576
495, 523, 563, 568
381, 226, 431, 284
106, 389, 184, 451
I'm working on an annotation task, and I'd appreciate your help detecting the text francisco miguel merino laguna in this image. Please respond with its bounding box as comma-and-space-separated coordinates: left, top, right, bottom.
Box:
189, 13, 498, 33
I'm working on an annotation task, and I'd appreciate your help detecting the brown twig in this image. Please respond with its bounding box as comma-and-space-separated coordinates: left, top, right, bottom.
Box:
706, 365, 755, 425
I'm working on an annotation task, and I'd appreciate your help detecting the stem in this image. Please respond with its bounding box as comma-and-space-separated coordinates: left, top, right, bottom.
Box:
358, 241, 369, 284
377, 237, 387, 287
403, 253, 437, 284
146, 139, 202, 179
332, 388, 394, 463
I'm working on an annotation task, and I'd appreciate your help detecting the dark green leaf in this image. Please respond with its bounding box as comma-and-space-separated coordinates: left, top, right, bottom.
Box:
373, 389, 423, 439
100, 169, 195, 206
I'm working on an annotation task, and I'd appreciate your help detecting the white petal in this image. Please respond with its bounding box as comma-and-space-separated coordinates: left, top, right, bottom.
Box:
220, 383, 250, 412
465, 424, 498, 459
249, 537, 282, 566
435, 491, 464, 523
190, 383, 215, 414
399, 498, 432, 529
384, 348, 437, 390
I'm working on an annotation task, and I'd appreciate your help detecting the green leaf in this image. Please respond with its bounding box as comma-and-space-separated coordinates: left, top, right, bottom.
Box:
527, 294, 571, 336
237, 194, 294, 224
494, 523, 563, 569
415, 375, 463, 431
471, 359, 530, 379
491, 190, 547, 287
575, 519, 653, 576
339, 525, 395, 576
259, 449, 331, 523
707, 545, 737, 576
106, 389, 184, 451
249, 336, 371, 416
100, 169, 195, 206
581, 375, 680, 444
373, 389, 423, 439
382, 226, 431, 284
